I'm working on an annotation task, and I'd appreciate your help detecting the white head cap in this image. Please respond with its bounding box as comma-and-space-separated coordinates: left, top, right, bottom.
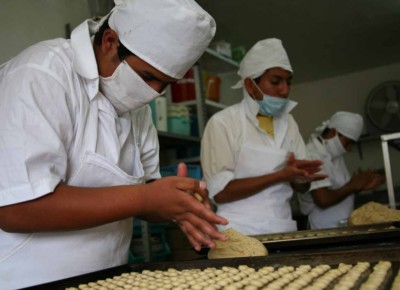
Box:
232, 38, 293, 89
328, 111, 364, 141
313, 111, 364, 141
102, 0, 216, 79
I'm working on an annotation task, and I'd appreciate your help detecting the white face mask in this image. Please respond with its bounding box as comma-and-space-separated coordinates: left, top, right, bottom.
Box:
324, 133, 346, 159
99, 61, 161, 114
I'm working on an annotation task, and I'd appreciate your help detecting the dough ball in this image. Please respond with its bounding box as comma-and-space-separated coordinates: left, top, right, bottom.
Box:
349, 202, 400, 226
208, 228, 268, 259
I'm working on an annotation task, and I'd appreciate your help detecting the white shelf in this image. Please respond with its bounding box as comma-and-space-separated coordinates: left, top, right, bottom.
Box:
170, 100, 197, 107
205, 48, 240, 67
201, 48, 240, 74
206, 100, 227, 110
169, 100, 227, 112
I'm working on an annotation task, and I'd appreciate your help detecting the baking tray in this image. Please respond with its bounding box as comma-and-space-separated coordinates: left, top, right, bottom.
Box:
254, 221, 400, 251
24, 244, 400, 290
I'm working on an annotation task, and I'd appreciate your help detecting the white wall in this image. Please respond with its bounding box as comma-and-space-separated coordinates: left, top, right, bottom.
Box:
0, 0, 91, 64
218, 71, 242, 105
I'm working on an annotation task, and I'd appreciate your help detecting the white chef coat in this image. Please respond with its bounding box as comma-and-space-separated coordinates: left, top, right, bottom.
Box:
298, 136, 353, 229
201, 92, 308, 235
0, 19, 160, 289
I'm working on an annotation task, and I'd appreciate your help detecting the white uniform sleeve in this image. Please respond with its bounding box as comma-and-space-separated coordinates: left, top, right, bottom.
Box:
297, 138, 332, 215
310, 176, 332, 191
286, 115, 309, 160
0, 67, 72, 206
200, 115, 236, 200
133, 105, 161, 181
306, 141, 332, 191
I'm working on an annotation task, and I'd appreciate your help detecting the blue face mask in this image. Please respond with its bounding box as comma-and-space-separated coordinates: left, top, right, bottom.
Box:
256, 95, 288, 116
252, 81, 288, 116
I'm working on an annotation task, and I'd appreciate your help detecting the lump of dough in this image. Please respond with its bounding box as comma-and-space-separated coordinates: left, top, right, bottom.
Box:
349, 201, 400, 226
208, 228, 268, 259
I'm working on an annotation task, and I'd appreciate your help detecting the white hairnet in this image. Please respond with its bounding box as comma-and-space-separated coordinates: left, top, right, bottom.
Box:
313, 111, 364, 141
99, 0, 216, 79
232, 38, 293, 89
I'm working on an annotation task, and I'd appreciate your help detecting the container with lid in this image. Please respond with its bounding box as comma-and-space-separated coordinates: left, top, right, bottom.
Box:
206, 75, 221, 102
167, 105, 191, 136
170, 68, 195, 102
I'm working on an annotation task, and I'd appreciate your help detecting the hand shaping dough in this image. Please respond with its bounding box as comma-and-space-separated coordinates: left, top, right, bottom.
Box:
349, 201, 400, 226
208, 228, 268, 259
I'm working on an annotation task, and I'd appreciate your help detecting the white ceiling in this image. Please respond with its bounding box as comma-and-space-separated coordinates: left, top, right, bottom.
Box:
196, 0, 400, 84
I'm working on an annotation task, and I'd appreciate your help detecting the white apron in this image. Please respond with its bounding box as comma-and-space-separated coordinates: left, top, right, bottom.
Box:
217, 108, 297, 235
0, 96, 145, 289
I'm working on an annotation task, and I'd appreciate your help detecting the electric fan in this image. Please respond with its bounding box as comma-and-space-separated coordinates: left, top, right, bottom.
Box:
365, 81, 400, 133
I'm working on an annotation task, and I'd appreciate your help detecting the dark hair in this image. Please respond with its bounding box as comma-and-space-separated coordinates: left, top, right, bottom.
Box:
253, 76, 261, 84
93, 17, 134, 61
321, 127, 332, 137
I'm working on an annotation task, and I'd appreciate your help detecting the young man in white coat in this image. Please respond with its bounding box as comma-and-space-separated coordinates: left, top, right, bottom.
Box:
201, 38, 326, 236
298, 111, 385, 229
0, 1, 228, 288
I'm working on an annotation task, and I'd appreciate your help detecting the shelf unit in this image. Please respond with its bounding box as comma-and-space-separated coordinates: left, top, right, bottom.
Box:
203, 48, 241, 73
156, 48, 240, 167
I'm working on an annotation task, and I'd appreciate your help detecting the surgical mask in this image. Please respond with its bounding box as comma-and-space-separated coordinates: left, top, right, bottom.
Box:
252, 81, 288, 116
324, 133, 347, 159
99, 61, 161, 114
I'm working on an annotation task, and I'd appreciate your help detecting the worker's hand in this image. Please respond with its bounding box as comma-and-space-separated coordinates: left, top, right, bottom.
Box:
174, 162, 227, 250
282, 153, 327, 184
140, 164, 228, 251
349, 170, 385, 192
363, 170, 385, 190
176, 163, 211, 210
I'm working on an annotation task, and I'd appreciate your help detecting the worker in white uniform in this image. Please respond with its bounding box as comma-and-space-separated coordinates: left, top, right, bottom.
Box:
298, 111, 385, 229
201, 38, 326, 236
0, 1, 228, 289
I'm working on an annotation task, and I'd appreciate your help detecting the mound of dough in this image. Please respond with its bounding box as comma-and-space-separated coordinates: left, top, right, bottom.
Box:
349, 201, 400, 226
208, 228, 268, 259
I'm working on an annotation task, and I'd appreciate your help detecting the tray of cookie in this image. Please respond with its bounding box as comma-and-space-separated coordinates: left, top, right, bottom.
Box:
25, 244, 400, 290
253, 221, 400, 251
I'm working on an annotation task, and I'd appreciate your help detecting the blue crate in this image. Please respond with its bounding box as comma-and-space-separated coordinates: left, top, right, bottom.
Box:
160, 164, 202, 180
167, 116, 190, 136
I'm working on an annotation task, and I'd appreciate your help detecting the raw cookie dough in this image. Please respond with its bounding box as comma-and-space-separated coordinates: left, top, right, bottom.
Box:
208, 228, 268, 259
349, 201, 400, 226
